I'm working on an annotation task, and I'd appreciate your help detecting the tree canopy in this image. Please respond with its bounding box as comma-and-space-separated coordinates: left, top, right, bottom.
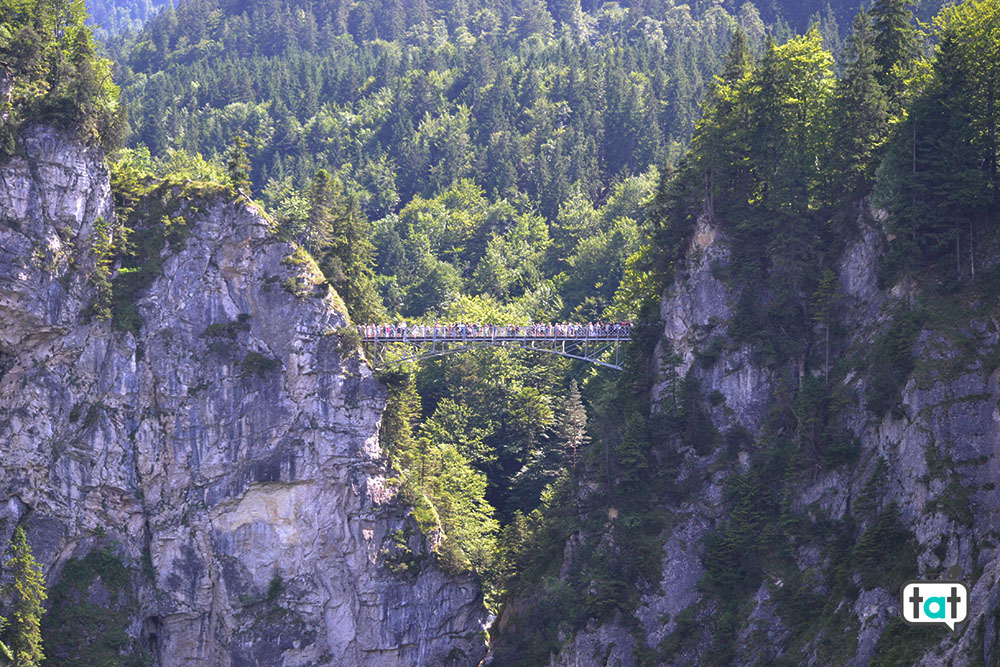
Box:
0, 0, 124, 153
1, 527, 47, 667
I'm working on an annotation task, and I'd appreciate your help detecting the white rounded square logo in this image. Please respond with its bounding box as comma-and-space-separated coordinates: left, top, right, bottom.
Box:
901, 581, 969, 631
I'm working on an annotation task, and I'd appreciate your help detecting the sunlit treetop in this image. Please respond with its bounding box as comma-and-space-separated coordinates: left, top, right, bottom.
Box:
0, 0, 125, 154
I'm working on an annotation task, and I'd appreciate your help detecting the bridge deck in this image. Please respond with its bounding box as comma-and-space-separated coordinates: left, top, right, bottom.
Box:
357, 326, 631, 370
359, 334, 629, 343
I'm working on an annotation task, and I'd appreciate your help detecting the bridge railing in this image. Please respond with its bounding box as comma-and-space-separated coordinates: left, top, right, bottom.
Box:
357, 324, 633, 343
356, 323, 632, 370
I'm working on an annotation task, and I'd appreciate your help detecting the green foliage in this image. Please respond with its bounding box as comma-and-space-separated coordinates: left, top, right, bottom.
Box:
607, 243, 662, 322
1, 527, 46, 667
810, 268, 840, 380
0, 633, 9, 664
793, 375, 827, 454
94, 0, 752, 335
281, 244, 324, 299
292, 170, 384, 322
491, 0, 975, 657
693, 429, 909, 660
473, 213, 551, 303
561, 216, 639, 318
855, 456, 890, 516
381, 527, 425, 576
614, 413, 650, 483
876, 0, 1000, 283
226, 133, 252, 193
865, 306, 922, 418
421, 445, 499, 575
42, 547, 151, 667
494, 322, 667, 657
83, 0, 169, 41
553, 380, 588, 470
491, 575, 587, 666
113, 0, 751, 221
265, 574, 283, 604
927, 477, 974, 526
371, 181, 557, 317
334, 325, 361, 354
852, 502, 917, 590
809, 604, 862, 665
0, 0, 125, 154
675, 371, 720, 456
89, 215, 116, 321
416, 347, 562, 521
695, 336, 726, 369
201, 313, 251, 340
150, 147, 229, 183
239, 352, 281, 378
657, 27, 840, 363
792, 374, 858, 469
488, 480, 595, 662
107, 181, 198, 335
771, 568, 825, 636
831, 11, 890, 200
45, 0, 984, 659
378, 371, 498, 590
871, 0, 922, 106
700, 441, 792, 596
102, 149, 245, 335
869, 617, 947, 666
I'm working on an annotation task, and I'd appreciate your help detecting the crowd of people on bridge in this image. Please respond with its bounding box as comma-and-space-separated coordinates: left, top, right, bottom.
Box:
357, 322, 633, 340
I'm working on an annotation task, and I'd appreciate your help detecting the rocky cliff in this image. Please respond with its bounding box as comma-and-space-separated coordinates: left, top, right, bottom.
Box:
0, 127, 487, 666
543, 209, 1000, 665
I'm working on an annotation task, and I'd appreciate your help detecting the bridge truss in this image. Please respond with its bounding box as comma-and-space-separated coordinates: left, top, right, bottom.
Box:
360, 330, 630, 370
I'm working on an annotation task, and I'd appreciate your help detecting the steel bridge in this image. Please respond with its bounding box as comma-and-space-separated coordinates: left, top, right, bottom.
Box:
358, 325, 631, 370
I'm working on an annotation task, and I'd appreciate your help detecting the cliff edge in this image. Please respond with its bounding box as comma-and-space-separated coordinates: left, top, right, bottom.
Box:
0, 127, 487, 666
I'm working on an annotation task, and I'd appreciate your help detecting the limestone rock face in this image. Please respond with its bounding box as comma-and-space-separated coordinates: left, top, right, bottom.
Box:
549, 205, 1000, 665
655, 215, 773, 433
0, 128, 487, 666
0, 127, 112, 351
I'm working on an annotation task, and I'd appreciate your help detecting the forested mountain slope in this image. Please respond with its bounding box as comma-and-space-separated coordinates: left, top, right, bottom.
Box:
84, 0, 170, 40
114, 0, 759, 218
3, 0, 1000, 664
99, 3, 770, 596
492, 0, 1000, 663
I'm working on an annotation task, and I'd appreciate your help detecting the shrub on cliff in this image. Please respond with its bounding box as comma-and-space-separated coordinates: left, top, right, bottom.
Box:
0, 0, 125, 155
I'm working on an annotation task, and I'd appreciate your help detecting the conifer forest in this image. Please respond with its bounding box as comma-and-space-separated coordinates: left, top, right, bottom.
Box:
2, 0, 1000, 664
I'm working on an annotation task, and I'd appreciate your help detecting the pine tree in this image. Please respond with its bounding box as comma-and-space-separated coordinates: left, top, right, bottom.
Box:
693, 27, 751, 220
0, 617, 10, 664
810, 268, 839, 383
1, 527, 46, 667
922, 27, 985, 276
380, 372, 422, 472
616, 412, 651, 482
876, 0, 1000, 278
833, 10, 889, 198
226, 133, 252, 193
871, 0, 920, 106
750, 29, 833, 282
555, 380, 589, 468
305, 169, 383, 322
720, 27, 751, 86
815, 3, 841, 56
304, 169, 337, 256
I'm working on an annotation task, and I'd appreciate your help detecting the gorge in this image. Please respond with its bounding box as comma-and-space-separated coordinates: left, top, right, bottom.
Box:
2, 0, 1000, 664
